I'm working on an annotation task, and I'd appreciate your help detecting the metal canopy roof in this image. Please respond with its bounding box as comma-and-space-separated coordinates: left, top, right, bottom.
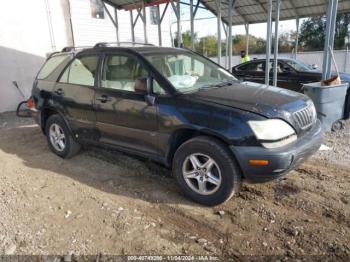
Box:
104, 0, 350, 25
202, 0, 350, 25
103, 0, 168, 11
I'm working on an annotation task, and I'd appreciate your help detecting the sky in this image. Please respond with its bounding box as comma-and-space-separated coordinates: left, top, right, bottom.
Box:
170, 1, 303, 39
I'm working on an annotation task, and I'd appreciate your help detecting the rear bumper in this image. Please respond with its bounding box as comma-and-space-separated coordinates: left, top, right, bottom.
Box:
230, 120, 323, 183
31, 110, 41, 126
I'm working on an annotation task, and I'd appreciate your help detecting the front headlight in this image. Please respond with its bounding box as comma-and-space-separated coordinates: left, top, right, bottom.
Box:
248, 119, 297, 148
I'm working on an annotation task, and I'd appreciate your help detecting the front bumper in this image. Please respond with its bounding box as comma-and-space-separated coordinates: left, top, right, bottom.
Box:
230, 120, 323, 183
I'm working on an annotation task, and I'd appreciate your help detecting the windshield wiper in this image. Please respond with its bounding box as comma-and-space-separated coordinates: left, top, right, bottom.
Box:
199, 84, 219, 89
200, 80, 234, 89
216, 80, 234, 87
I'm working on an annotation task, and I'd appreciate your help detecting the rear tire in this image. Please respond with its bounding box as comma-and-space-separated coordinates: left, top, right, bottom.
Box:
173, 136, 241, 206
45, 114, 81, 158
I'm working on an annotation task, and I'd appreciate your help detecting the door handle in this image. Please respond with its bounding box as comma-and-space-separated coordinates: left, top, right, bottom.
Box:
54, 88, 64, 96
96, 95, 111, 103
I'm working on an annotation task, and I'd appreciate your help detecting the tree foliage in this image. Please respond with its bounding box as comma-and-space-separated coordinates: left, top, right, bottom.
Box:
232, 34, 267, 54
299, 14, 350, 50
197, 35, 218, 57
174, 31, 268, 56
173, 14, 350, 57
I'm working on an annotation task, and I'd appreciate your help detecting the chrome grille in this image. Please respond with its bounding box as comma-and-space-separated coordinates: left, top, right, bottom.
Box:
293, 104, 316, 130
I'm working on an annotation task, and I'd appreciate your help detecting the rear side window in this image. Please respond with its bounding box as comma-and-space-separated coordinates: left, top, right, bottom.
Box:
37, 55, 69, 79
237, 62, 265, 72
236, 64, 248, 71
59, 55, 99, 86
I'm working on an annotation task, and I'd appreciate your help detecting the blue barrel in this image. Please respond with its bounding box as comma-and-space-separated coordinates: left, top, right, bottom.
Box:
303, 82, 349, 132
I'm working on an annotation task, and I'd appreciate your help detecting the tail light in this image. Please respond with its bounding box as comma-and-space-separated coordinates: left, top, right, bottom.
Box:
26, 98, 35, 109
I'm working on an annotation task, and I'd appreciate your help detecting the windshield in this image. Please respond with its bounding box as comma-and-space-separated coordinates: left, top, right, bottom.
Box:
284, 60, 312, 72
144, 51, 236, 93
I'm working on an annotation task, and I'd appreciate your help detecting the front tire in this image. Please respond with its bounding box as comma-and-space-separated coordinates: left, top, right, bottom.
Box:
45, 114, 81, 158
173, 136, 241, 206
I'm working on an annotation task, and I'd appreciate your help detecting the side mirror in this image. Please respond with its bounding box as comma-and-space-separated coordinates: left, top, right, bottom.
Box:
311, 64, 318, 70
282, 67, 293, 74
135, 77, 156, 105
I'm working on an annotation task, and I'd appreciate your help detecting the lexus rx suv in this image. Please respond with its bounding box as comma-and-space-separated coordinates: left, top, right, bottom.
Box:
29, 43, 322, 206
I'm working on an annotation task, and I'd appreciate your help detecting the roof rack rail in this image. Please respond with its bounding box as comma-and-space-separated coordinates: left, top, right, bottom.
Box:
94, 42, 155, 48
46, 51, 61, 59
61, 46, 92, 52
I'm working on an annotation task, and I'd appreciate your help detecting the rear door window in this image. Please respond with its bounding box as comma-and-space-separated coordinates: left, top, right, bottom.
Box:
254, 61, 265, 72
59, 55, 99, 86
245, 62, 258, 71
37, 55, 69, 79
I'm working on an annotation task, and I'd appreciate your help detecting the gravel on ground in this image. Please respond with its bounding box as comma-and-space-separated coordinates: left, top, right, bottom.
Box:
0, 112, 349, 260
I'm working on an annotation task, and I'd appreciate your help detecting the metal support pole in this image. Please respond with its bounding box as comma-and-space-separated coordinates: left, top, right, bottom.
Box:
265, 0, 273, 86
245, 23, 249, 55
216, 0, 222, 65
171, 0, 182, 47
344, 47, 349, 73
45, 0, 56, 51
114, 9, 120, 43
228, 0, 233, 70
322, 0, 338, 80
142, 5, 148, 44
322, 1, 333, 79
190, 0, 195, 50
156, 5, 162, 46
177, 0, 182, 47
130, 10, 135, 42
295, 17, 299, 59
273, 0, 281, 87
160, 2, 169, 23
67, 0, 75, 47
223, 24, 228, 68
156, 2, 169, 47
102, 2, 120, 43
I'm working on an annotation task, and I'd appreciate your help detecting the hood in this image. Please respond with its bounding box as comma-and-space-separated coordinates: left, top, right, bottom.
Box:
339, 72, 350, 82
187, 81, 311, 129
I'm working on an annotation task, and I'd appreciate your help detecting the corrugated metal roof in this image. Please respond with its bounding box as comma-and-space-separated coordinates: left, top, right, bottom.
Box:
103, 0, 350, 25
202, 0, 350, 25
103, 0, 169, 11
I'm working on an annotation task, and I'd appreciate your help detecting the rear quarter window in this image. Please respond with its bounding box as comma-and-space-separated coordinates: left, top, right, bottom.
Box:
37, 55, 69, 80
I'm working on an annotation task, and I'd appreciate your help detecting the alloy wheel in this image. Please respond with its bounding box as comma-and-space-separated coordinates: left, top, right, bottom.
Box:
49, 123, 66, 152
182, 153, 222, 195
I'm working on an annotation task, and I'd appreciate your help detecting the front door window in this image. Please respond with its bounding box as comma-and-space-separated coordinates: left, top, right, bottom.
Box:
101, 54, 148, 92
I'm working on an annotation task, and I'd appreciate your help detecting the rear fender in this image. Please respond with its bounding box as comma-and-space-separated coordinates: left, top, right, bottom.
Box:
40, 107, 74, 138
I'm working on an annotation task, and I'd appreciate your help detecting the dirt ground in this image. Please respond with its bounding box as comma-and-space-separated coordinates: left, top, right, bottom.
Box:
0, 112, 349, 260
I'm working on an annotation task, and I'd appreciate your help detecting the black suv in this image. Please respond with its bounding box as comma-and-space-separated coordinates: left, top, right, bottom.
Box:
29, 43, 322, 206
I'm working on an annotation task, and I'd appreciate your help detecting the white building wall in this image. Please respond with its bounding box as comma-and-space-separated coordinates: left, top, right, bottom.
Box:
70, 0, 172, 47
70, 0, 117, 46
0, 0, 172, 112
0, 0, 71, 112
